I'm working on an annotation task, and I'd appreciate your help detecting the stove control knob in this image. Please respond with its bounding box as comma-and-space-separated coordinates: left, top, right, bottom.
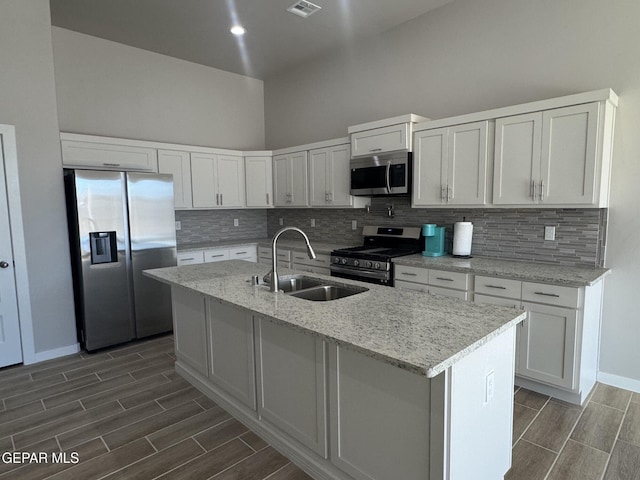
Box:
374, 262, 381, 269
334, 257, 341, 264
365, 261, 373, 268
341, 258, 348, 265
353, 260, 360, 267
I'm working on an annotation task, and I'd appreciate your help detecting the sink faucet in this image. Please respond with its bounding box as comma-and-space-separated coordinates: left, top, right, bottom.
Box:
268, 227, 316, 292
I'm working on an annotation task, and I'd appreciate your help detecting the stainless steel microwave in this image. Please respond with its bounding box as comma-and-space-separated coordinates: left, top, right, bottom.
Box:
350, 152, 412, 196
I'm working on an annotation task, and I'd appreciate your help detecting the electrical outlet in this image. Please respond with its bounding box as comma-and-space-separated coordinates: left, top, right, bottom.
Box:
352, 220, 357, 230
279, 218, 284, 226
233, 218, 239, 227
544, 226, 556, 241
485, 370, 495, 403
175, 221, 181, 231
310, 219, 316, 227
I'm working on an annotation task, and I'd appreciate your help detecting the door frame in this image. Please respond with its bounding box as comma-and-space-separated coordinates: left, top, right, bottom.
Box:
1, 124, 36, 364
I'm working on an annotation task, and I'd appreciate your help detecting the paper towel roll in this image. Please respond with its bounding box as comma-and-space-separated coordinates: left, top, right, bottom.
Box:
453, 222, 473, 256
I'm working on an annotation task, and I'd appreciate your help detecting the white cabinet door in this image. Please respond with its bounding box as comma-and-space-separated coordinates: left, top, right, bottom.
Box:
245, 156, 273, 207
518, 302, 578, 390
191, 153, 217, 208
493, 112, 542, 205
256, 318, 327, 457
412, 127, 448, 206
158, 149, 192, 209
208, 299, 256, 410
351, 123, 410, 157
61, 139, 158, 172
447, 121, 488, 205
289, 151, 308, 206
273, 154, 290, 206
172, 287, 208, 377
540, 103, 599, 204
309, 148, 330, 207
217, 155, 245, 208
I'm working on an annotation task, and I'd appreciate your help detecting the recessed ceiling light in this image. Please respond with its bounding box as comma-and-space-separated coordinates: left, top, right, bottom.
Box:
230, 25, 246, 36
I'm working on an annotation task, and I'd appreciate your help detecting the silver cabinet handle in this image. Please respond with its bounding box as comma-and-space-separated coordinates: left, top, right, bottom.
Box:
435, 277, 454, 282
234, 251, 248, 255
0, 261, 10, 268
485, 285, 507, 290
181, 257, 194, 261
540, 180, 545, 201
400, 272, 417, 276
447, 186, 452, 202
385, 161, 391, 193
102, 162, 121, 167
534, 291, 560, 297
216, 193, 220, 205
370, 148, 382, 152
266, 193, 269, 204
530, 180, 535, 200
210, 254, 225, 258
441, 185, 446, 202
220, 194, 223, 205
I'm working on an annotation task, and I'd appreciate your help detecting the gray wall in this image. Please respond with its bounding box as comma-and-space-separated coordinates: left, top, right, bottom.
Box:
0, 0, 77, 357
52, 27, 266, 150
264, 0, 640, 386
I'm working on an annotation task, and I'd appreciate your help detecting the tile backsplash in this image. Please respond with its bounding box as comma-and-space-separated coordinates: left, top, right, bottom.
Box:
265, 198, 608, 267
176, 198, 607, 267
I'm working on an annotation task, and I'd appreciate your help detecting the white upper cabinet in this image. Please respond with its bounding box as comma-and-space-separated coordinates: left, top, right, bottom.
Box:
191, 152, 245, 208
61, 137, 158, 172
494, 102, 607, 206
351, 123, 410, 157
309, 143, 364, 208
245, 155, 273, 208
273, 151, 308, 207
158, 149, 192, 209
413, 121, 489, 207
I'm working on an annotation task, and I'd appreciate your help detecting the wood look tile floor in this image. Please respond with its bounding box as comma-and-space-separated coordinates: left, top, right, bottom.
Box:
1, 335, 639, 479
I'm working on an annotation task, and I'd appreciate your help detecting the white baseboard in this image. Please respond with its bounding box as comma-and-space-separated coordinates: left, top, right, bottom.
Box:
597, 371, 640, 394
25, 343, 81, 365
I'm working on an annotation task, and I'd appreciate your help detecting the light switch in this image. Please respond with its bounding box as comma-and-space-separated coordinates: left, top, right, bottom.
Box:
544, 226, 556, 241
175, 221, 181, 231
233, 218, 239, 227
310, 219, 316, 227
279, 218, 284, 226
352, 220, 357, 230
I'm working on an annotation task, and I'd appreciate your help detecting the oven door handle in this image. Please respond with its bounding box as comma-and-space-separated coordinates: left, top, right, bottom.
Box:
331, 265, 389, 280
385, 161, 392, 193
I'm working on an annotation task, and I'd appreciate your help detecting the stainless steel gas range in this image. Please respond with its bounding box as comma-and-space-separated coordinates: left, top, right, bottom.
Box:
330, 226, 422, 287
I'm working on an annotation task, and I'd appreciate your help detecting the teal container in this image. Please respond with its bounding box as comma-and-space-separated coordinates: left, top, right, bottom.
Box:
422, 224, 445, 257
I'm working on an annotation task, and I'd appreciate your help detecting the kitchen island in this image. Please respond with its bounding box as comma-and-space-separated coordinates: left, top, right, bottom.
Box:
145, 260, 526, 480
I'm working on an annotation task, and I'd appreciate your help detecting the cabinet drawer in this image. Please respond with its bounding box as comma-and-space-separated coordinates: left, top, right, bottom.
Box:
292, 252, 330, 267
394, 279, 428, 293
177, 251, 204, 265
474, 293, 520, 309
394, 265, 429, 284
229, 246, 257, 261
258, 247, 291, 261
61, 140, 158, 172
428, 270, 469, 290
429, 286, 469, 300
204, 249, 230, 263
522, 282, 580, 309
475, 276, 522, 299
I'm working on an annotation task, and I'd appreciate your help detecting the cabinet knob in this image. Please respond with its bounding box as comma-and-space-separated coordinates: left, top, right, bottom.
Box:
0, 261, 10, 268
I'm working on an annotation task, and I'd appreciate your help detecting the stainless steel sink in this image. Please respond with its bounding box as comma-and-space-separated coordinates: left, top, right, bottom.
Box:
287, 284, 368, 301
274, 275, 325, 293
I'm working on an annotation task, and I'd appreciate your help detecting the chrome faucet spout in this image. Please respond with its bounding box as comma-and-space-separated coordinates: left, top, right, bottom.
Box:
269, 227, 316, 292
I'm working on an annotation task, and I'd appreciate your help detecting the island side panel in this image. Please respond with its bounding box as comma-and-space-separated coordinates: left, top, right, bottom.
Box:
328, 344, 432, 480
171, 286, 209, 377
448, 326, 516, 480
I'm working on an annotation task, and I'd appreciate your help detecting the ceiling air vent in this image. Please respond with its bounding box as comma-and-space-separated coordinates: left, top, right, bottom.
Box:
287, 1, 322, 18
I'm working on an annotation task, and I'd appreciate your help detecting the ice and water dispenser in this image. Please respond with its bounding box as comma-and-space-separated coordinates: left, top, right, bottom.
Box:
89, 231, 118, 264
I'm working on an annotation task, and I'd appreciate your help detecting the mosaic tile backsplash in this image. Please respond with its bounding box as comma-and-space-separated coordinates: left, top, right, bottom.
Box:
176, 198, 607, 268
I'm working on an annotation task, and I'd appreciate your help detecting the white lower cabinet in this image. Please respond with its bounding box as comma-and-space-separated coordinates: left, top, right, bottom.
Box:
208, 299, 256, 410
258, 246, 291, 269
178, 245, 257, 266
292, 252, 331, 275
518, 302, 578, 391
394, 265, 469, 299
172, 288, 208, 376
255, 318, 327, 456
177, 251, 205, 266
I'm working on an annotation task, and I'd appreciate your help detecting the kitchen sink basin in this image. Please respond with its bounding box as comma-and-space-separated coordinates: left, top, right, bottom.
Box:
287, 284, 368, 301
274, 275, 325, 293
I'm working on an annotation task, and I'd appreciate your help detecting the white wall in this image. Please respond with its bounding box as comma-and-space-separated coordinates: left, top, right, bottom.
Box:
264, 0, 640, 388
0, 0, 77, 360
52, 27, 265, 150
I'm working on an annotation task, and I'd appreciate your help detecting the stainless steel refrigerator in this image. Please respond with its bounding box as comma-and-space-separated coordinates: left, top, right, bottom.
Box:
64, 169, 176, 351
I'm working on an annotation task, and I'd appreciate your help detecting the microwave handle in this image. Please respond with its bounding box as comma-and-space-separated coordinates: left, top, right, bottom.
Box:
385, 161, 391, 193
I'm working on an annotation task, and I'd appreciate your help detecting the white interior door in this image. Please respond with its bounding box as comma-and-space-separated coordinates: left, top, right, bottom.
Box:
0, 135, 23, 367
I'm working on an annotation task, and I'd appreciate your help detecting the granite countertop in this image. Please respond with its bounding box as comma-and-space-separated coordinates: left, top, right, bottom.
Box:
178, 239, 353, 256
394, 255, 609, 287
144, 260, 525, 378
